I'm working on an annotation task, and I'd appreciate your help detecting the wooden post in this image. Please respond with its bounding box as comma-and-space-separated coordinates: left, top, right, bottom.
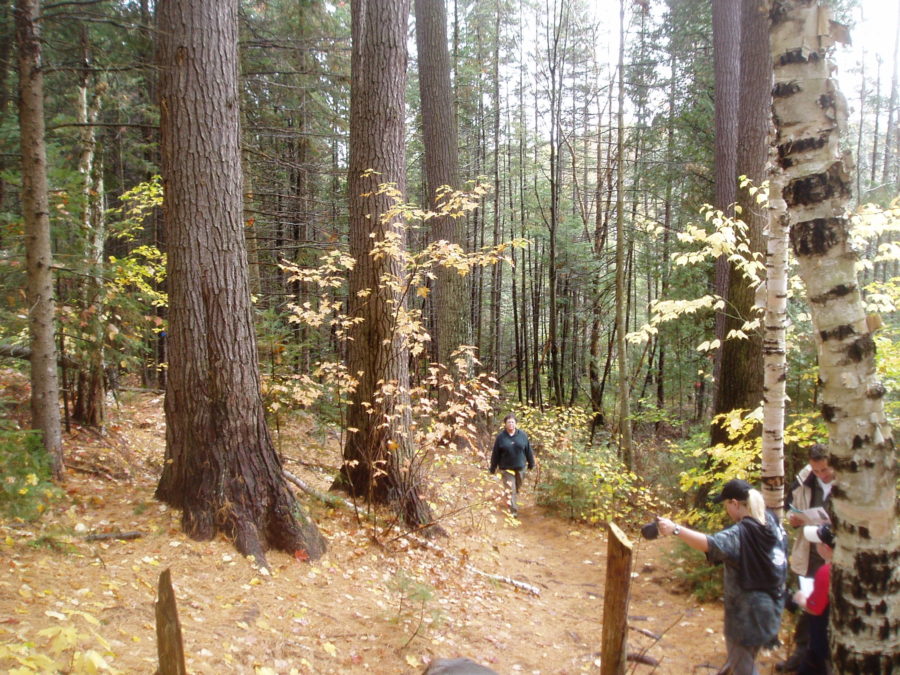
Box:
156, 568, 186, 675
601, 522, 633, 675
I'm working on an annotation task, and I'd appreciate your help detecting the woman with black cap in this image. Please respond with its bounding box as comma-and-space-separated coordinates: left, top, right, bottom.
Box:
657, 479, 788, 675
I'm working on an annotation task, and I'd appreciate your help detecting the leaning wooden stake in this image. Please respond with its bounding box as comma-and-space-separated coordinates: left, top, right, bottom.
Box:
601, 522, 633, 675
156, 568, 186, 675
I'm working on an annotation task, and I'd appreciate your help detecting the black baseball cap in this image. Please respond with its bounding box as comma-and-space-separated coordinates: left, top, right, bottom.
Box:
710, 478, 752, 503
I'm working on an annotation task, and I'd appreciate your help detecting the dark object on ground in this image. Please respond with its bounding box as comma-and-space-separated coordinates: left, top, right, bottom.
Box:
421, 657, 498, 674
641, 520, 659, 540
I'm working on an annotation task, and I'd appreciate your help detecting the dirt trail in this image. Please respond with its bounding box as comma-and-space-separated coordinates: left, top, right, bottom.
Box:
0, 391, 790, 673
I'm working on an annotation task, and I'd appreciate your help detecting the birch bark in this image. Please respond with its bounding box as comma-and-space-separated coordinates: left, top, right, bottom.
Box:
770, 2, 899, 670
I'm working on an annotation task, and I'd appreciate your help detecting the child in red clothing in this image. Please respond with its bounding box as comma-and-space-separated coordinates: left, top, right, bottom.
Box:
792, 525, 834, 675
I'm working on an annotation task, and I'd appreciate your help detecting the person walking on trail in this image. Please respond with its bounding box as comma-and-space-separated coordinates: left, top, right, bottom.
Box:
657, 479, 787, 675
779, 443, 834, 673
489, 413, 535, 517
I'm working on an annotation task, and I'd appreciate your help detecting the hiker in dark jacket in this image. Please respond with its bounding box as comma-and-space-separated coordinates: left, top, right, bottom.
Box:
489, 413, 535, 517
658, 479, 787, 675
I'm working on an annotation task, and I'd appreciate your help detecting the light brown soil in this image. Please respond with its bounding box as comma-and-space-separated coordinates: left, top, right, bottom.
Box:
0, 389, 791, 673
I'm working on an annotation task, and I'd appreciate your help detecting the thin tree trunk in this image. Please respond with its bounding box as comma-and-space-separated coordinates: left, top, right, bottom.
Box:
614, 0, 632, 467
72, 26, 107, 428
16, 0, 64, 479
881, 4, 900, 187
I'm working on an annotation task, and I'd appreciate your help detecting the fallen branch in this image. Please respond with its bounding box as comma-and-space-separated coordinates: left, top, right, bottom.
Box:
626, 652, 660, 667
284, 470, 355, 510
628, 625, 662, 640
0, 343, 79, 368
85, 531, 144, 542
283, 470, 541, 596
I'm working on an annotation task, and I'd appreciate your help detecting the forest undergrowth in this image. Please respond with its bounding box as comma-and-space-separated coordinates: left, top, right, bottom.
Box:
0, 372, 797, 674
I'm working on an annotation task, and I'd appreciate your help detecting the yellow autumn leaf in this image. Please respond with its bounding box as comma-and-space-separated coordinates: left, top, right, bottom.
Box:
70, 610, 101, 626
38, 625, 79, 654
405, 654, 421, 668
322, 642, 337, 657
72, 649, 112, 673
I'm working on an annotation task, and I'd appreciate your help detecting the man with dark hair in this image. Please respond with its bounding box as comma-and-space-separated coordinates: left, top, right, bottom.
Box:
778, 443, 834, 672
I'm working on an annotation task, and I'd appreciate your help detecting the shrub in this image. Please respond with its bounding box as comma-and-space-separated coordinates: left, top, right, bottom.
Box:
0, 431, 63, 521
508, 405, 665, 525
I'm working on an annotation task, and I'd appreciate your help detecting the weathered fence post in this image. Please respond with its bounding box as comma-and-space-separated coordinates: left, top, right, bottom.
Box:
601, 522, 633, 675
155, 568, 186, 675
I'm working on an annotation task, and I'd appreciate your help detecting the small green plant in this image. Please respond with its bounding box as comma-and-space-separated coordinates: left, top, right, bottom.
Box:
386, 569, 446, 649
0, 430, 63, 521
28, 533, 79, 555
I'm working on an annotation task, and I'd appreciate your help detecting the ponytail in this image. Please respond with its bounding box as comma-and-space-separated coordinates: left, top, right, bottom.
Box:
745, 489, 766, 525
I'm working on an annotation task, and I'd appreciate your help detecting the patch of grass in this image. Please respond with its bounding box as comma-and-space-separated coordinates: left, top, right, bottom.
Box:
0, 430, 63, 521
28, 533, 79, 555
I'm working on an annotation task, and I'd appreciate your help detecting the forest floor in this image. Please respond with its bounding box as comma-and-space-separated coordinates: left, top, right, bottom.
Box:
0, 377, 795, 674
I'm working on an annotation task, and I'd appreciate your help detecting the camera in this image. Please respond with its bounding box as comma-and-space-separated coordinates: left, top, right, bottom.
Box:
641, 520, 660, 540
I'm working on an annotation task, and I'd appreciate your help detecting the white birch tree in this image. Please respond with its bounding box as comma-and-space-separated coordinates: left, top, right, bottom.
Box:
770, 2, 899, 670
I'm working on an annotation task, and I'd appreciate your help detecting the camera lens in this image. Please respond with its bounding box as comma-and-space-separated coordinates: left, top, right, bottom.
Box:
641, 521, 659, 540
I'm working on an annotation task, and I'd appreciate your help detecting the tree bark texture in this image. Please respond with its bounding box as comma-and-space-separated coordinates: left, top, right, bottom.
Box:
715, 0, 769, 427
72, 31, 107, 428
339, 0, 436, 530
16, 0, 64, 479
600, 522, 632, 675
414, 0, 467, 370
155, 0, 325, 565
709, 0, 741, 445
737, 0, 781, 512
770, 2, 899, 671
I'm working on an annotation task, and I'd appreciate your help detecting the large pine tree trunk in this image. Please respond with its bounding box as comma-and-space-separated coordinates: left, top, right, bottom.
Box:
337, 0, 436, 531
16, 0, 63, 479
154, 0, 325, 567
770, 2, 899, 670
709, 0, 741, 447
414, 0, 467, 372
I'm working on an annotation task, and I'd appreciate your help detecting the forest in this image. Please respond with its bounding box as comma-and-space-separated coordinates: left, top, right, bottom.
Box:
0, 0, 898, 673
